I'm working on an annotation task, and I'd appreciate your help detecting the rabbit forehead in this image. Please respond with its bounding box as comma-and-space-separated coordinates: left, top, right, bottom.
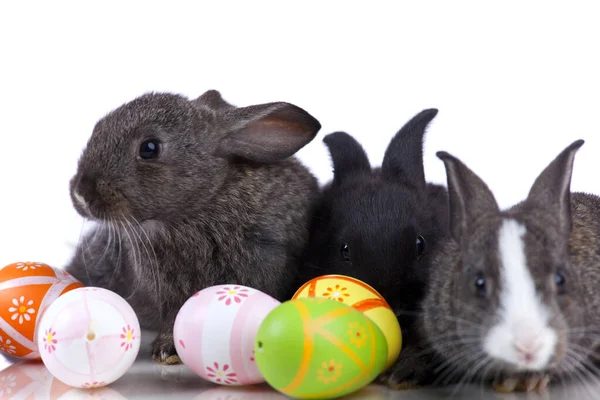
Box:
81, 93, 211, 173
496, 219, 551, 318
332, 181, 423, 235
91, 93, 201, 143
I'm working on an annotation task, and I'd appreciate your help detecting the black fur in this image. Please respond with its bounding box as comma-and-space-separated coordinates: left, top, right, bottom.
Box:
297, 109, 450, 334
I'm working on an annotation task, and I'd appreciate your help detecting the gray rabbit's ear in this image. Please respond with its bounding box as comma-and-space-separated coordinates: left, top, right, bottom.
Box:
381, 109, 438, 192
437, 151, 499, 246
525, 139, 584, 236
193, 90, 236, 111
214, 102, 321, 163
323, 132, 371, 185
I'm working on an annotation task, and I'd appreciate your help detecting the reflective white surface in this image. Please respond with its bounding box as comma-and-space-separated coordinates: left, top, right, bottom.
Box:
0, 331, 598, 400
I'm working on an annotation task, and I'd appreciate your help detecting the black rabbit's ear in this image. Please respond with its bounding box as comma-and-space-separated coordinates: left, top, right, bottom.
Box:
193, 90, 236, 111
437, 151, 499, 246
525, 140, 584, 237
214, 102, 321, 163
323, 131, 371, 185
381, 109, 438, 192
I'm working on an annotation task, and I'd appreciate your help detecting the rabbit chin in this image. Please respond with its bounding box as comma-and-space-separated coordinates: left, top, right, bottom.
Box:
484, 323, 557, 371
483, 219, 558, 371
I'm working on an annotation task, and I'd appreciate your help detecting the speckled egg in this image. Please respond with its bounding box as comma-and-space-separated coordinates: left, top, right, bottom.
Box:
293, 274, 402, 370
37, 287, 141, 388
254, 297, 388, 399
0, 262, 83, 360
173, 284, 281, 386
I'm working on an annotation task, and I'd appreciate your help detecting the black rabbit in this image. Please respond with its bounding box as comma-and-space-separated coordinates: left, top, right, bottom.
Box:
297, 109, 449, 334
64, 89, 321, 364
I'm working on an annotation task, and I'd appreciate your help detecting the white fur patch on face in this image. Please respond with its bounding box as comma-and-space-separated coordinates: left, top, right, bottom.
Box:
483, 219, 557, 371
73, 190, 88, 211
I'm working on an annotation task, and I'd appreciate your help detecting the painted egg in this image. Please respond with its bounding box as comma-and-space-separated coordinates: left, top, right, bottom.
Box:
37, 287, 141, 388
0, 261, 83, 360
254, 297, 388, 399
174, 284, 281, 386
293, 274, 402, 370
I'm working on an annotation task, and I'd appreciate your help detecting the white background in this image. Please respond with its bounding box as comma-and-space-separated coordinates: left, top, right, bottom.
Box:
1, 1, 599, 269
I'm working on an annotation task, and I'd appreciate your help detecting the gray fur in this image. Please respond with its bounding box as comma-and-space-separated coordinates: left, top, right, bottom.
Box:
384, 139, 600, 390
65, 90, 321, 363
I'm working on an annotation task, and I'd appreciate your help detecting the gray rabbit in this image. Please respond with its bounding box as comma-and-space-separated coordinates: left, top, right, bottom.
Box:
382, 139, 600, 393
64, 90, 321, 364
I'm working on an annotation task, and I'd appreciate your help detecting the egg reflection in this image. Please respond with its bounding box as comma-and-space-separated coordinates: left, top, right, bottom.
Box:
0, 361, 127, 399
193, 385, 287, 400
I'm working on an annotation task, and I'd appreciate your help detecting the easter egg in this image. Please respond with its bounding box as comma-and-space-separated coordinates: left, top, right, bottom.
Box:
37, 287, 140, 388
293, 274, 402, 370
174, 284, 281, 386
254, 297, 388, 399
0, 261, 83, 360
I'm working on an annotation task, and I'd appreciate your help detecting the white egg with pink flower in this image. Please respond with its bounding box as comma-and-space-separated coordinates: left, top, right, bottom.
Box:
174, 284, 280, 386
37, 287, 140, 388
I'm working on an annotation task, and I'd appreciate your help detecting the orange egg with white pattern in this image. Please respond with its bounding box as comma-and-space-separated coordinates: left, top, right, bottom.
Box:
0, 262, 83, 359
292, 274, 402, 370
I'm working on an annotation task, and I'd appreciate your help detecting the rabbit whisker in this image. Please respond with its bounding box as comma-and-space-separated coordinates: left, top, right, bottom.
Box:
476, 361, 496, 398
446, 353, 491, 397
567, 342, 600, 363
119, 220, 139, 284
129, 217, 162, 310
79, 218, 92, 284
97, 215, 114, 272
434, 346, 482, 387
433, 343, 481, 374
562, 351, 600, 399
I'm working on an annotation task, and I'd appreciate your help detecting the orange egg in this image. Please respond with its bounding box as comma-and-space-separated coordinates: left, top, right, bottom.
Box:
292, 274, 402, 370
0, 262, 83, 359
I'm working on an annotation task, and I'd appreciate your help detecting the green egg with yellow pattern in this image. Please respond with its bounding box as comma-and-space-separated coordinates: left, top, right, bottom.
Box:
254, 297, 388, 399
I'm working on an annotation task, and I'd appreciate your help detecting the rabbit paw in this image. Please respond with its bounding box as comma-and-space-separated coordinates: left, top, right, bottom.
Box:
492, 374, 550, 393
377, 350, 431, 390
378, 366, 424, 390
152, 332, 181, 365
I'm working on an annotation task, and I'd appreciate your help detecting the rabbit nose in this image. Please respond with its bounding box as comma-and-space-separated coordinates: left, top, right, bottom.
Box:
513, 338, 542, 363
74, 174, 97, 208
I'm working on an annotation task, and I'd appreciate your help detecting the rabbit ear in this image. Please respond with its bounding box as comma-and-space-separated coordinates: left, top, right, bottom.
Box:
193, 90, 235, 111
437, 151, 500, 246
323, 132, 371, 185
525, 139, 584, 236
214, 102, 321, 163
381, 109, 438, 192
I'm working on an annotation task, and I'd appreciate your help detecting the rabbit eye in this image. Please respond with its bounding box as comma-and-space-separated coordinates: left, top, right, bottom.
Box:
341, 243, 351, 263
474, 274, 486, 297
416, 235, 426, 259
555, 270, 566, 292
139, 140, 160, 159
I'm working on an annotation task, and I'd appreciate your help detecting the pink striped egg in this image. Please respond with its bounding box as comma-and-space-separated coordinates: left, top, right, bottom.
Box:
174, 284, 280, 386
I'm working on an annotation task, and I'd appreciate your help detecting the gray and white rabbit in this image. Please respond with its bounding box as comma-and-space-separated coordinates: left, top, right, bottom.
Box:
64, 89, 321, 364
382, 139, 600, 393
